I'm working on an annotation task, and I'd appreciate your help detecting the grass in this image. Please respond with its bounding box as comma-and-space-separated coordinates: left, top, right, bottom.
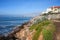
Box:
29, 20, 50, 30
42, 24, 55, 40
42, 29, 53, 40
29, 19, 55, 40
32, 25, 42, 40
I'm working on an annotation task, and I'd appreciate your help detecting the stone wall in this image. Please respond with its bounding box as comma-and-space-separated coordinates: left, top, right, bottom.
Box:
47, 13, 60, 20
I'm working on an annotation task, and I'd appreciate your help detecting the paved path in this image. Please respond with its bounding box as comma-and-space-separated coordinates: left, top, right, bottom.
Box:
53, 20, 60, 40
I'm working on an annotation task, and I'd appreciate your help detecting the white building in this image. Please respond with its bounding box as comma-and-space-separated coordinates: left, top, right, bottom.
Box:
42, 6, 60, 13
42, 6, 60, 20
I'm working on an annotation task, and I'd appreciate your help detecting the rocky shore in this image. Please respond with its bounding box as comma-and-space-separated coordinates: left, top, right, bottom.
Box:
0, 20, 32, 40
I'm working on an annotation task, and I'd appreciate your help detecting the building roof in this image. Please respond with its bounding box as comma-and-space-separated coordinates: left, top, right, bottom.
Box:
51, 6, 60, 8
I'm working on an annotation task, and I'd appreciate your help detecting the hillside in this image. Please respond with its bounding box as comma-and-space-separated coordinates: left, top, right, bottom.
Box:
29, 19, 55, 40
0, 12, 60, 40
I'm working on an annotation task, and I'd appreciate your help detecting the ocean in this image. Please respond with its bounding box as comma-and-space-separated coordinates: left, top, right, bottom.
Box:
0, 16, 31, 36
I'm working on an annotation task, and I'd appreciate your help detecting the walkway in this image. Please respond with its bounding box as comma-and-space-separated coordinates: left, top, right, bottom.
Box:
53, 20, 60, 40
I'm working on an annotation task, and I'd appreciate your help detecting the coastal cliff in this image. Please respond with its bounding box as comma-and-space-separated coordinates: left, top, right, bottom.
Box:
0, 12, 60, 40
13, 12, 60, 40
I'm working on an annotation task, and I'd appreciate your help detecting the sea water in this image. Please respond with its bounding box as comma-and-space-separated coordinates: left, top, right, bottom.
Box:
0, 16, 31, 36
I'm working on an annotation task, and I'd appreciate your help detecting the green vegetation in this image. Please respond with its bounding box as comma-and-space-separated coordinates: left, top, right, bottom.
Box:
29, 19, 55, 40
29, 20, 50, 31
42, 24, 55, 40
32, 23, 43, 40
29, 17, 48, 31
42, 29, 53, 40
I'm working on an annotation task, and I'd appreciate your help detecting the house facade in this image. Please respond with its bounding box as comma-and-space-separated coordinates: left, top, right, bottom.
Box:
46, 6, 60, 13
42, 6, 60, 20
47, 6, 60, 20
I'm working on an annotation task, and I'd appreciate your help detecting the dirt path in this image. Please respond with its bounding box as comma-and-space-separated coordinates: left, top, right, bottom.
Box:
38, 32, 43, 40
53, 20, 60, 40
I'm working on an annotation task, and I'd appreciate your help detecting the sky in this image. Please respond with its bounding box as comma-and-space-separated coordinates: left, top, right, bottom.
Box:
0, 0, 60, 17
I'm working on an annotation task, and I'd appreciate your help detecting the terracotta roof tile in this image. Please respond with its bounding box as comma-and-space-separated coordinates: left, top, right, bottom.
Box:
51, 6, 60, 8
